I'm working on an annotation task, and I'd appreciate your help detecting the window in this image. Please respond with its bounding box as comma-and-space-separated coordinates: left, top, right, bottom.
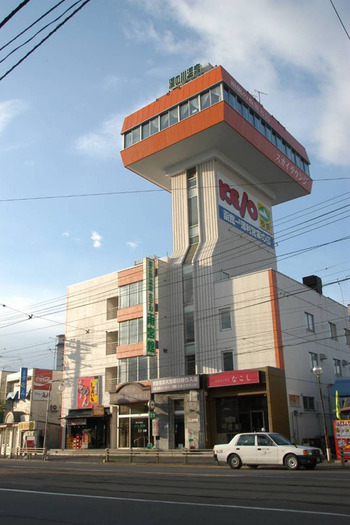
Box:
329, 322, 337, 340
334, 359, 342, 377
345, 329, 350, 346
183, 266, 194, 305
106, 296, 118, 320
119, 281, 143, 309
243, 103, 249, 121
184, 312, 195, 343
105, 366, 118, 392
210, 85, 221, 104
142, 122, 150, 139
189, 96, 199, 115
303, 396, 315, 411
257, 435, 274, 446
237, 435, 255, 446
222, 351, 234, 371
150, 117, 159, 135
309, 352, 318, 371
305, 312, 315, 332
119, 318, 143, 346
200, 91, 210, 110
185, 354, 196, 375
160, 112, 169, 130
106, 331, 118, 355
289, 394, 301, 408
169, 107, 178, 125
117, 355, 157, 383
219, 308, 231, 330
132, 127, 140, 144
180, 101, 189, 120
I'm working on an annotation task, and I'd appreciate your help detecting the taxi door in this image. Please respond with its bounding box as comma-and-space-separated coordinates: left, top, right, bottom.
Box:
256, 434, 279, 464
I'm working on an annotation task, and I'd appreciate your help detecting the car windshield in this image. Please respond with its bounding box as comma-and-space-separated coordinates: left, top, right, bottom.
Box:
269, 433, 292, 445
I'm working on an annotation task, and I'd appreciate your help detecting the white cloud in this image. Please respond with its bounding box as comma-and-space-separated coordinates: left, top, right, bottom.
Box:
91, 231, 103, 248
132, 0, 350, 166
127, 241, 140, 250
74, 114, 123, 160
0, 99, 27, 134
62, 232, 70, 237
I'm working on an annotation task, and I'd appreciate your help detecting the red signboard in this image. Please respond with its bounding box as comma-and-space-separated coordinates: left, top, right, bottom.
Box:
33, 369, 53, 390
208, 370, 260, 388
333, 420, 350, 461
77, 376, 100, 409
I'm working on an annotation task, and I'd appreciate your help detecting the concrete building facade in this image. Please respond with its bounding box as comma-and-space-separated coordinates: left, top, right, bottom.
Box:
61, 64, 350, 452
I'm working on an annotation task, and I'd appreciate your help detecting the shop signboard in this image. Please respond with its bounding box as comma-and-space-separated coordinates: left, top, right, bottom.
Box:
92, 405, 105, 417
208, 370, 260, 388
32, 369, 53, 401
333, 420, 350, 460
144, 257, 156, 356
110, 383, 151, 404
151, 375, 200, 393
19, 367, 28, 399
169, 63, 202, 91
217, 175, 274, 249
18, 421, 36, 431
77, 376, 100, 409
152, 419, 159, 437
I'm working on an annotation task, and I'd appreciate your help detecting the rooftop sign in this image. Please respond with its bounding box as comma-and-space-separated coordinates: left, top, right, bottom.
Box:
169, 63, 202, 91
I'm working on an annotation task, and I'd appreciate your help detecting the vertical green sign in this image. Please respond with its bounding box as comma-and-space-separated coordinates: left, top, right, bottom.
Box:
145, 258, 156, 355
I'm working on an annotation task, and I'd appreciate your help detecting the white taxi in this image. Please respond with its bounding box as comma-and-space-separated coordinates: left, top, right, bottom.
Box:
213, 432, 323, 470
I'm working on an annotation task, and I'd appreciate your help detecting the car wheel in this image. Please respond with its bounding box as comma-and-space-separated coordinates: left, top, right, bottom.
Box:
304, 462, 316, 470
228, 453, 242, 469
284, 454, 300, 470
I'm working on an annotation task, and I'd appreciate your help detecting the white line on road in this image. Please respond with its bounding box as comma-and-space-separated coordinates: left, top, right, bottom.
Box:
0, 487, 349, 518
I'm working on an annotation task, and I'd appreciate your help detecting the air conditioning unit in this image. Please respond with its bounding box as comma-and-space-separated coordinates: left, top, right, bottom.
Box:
319, 354, 327, 361
342, 360, 349, 367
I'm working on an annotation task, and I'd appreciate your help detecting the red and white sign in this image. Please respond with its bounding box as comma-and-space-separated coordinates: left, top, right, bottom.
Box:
77, 376, 100, 409
333, 420, 350, 461
32, 369, 53, 401
208, 370, 260, 389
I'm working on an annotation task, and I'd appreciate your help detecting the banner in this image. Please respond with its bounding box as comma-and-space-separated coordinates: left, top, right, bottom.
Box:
77, 376, 100, 409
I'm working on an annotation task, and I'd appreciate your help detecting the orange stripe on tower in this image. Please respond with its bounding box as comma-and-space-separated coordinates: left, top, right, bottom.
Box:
268, 269, 284, 369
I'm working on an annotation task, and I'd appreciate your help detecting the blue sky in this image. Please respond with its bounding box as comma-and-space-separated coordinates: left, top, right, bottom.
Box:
0, 0, 349, 371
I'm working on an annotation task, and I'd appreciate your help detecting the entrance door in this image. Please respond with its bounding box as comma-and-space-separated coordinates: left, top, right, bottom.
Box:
174, 399, 185, 448
251, 410, 265, 432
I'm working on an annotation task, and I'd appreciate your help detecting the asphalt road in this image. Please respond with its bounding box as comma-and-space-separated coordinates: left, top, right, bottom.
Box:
0, 459, 349, 524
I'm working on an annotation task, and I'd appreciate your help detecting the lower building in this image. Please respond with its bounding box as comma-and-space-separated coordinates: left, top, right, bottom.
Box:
0, 368, 63, 456
61, 260, 350, 452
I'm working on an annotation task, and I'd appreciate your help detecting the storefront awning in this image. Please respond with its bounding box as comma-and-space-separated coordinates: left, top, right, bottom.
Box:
333, 379, 350, 397
64, 408, 110, 419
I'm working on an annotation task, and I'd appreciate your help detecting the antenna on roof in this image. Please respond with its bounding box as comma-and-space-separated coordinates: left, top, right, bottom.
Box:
254, 89, 268, 104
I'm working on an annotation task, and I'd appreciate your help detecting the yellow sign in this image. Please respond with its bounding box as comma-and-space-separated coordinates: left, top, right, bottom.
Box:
18, 421, 36, 431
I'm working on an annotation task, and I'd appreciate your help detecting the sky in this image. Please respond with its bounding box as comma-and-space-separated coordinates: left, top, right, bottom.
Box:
0, 0, 349, 371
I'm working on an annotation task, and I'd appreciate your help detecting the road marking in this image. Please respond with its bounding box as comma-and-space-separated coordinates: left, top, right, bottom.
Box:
0, 487, 349, 518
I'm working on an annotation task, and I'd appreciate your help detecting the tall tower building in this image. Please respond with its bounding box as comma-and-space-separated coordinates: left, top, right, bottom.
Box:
121, 64, 312, 379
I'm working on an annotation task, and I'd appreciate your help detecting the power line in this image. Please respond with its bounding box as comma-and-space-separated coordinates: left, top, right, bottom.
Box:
0, 0, 91, 83
0, 0, 30, 30
330, 0, 350, 40
0, 1, 85, 66
0, 0, 66, 52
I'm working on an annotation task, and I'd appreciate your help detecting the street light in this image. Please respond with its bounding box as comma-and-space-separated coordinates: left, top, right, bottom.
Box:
312, 366, 332, 462
43, 380, 65, 451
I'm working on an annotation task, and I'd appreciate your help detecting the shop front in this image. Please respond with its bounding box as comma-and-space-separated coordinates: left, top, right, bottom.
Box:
110, 382, 152, 448
64, 406, 110, 449
151, 375, 205, 450
206, 367, 290, 447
